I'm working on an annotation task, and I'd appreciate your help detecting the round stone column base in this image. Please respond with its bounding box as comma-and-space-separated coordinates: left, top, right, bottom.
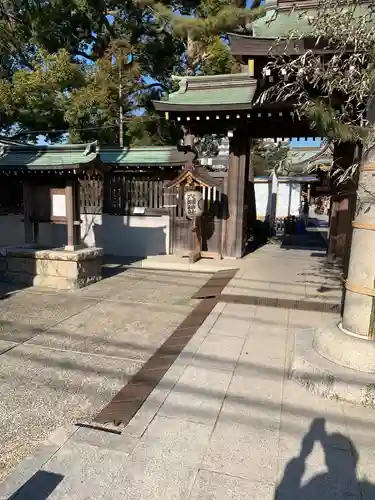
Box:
314, 322, 375, 373
290, 323, 375, 408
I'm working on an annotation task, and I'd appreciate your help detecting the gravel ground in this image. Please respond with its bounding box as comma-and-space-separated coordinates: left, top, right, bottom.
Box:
0, 268, 210, 481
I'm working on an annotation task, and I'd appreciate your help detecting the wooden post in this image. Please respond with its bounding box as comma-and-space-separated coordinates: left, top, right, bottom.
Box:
65, 179, 80, 250
189, 216, 201, 263
225, 128, 249, 258
73, 179, 81, 245
327, 142, 357, 261
247, 140, 257, 233
22, 180, 34, 244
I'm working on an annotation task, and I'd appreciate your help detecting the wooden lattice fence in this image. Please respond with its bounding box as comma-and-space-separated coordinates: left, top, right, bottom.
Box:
79, 171, 173, 215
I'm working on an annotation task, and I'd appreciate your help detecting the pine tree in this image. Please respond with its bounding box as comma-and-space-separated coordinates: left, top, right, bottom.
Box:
146, 0, 264, 76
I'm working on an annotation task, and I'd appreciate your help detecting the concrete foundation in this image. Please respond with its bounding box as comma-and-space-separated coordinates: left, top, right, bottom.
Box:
0, 246, 103, 290
291, 322, 375, 407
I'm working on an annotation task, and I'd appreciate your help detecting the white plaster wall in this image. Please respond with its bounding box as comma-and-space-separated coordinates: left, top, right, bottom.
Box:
276, 183, 301, 218
0, 213, 169, 257
80, 213, 170, 257
255, 181, 302, 219
290, 183, 302, 216
255, 183, 269, 218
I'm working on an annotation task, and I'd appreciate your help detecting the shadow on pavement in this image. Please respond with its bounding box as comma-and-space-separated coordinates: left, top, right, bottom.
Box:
7, 470, 64, 499
275, 418, 374, 500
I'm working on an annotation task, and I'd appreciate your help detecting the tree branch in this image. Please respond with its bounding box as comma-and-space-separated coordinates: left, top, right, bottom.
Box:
73, 50, 96, 61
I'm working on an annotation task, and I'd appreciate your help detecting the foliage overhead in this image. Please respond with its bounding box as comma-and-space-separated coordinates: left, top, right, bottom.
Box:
147, 0, 264, 75
252, 139, 292, 177
258, 0, 375, 147
0, 0, 263, 144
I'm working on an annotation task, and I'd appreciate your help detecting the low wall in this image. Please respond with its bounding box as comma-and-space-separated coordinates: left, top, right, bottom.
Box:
0, 213, 170, 257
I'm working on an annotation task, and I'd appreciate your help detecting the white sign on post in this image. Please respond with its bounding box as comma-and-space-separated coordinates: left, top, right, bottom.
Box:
52, 193, 66, 217
133, 206, 146, 215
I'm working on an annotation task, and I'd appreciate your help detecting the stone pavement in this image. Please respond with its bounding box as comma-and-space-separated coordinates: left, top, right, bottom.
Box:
2, 244, 375, 500
0, 267, 210, 482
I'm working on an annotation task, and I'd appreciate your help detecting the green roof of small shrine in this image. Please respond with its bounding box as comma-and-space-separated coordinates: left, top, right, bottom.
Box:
100, 146, 193, 166
0, 141, 98, 170
153, 73, 257, 112
0, 139, 193, 171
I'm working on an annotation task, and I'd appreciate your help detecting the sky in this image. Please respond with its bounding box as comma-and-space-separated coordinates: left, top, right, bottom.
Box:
290, 137, 322, 147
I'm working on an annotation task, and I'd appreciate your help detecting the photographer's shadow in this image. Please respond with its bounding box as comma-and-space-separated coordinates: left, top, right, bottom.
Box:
275, 418, 375, 500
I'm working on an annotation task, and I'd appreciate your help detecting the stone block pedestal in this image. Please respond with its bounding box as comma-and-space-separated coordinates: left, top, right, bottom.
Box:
0, 246, 103, 289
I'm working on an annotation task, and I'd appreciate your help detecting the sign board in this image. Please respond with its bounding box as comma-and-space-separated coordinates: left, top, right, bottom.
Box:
51, 193, 66, 217
133, 207, 146, 215
184, 190, 204, 219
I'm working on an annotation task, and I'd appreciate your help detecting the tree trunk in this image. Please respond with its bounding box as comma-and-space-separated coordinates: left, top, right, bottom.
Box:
342, 145, 375, 339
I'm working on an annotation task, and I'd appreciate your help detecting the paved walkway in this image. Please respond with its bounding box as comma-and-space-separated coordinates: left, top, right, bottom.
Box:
0, 268, 210, 482
2, 244, 375, 500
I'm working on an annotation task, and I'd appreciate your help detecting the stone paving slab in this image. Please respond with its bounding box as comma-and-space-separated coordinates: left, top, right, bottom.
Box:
0, 339, 16, 354
0, 343, 141, 481
0, 268, 211, 482
42, 441, 129, 500
0, 293, 100, 343
26, 301, 186, 361
101, 416, 212, 500
189, 469, 275, 500
158, 365, 233, 425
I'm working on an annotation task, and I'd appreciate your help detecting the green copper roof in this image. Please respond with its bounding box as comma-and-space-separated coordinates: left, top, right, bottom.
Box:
0, 139, 192, 170
252, 8, 313, 38
100, 146, 192, 166
153, 73, 257, 112
252, 2, 371, 38
0, 141, 98, 170
287, 143, 332, 168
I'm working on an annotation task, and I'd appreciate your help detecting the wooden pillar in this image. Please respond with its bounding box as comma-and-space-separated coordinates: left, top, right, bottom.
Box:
22, 180, 34, 244
65, 179, 80, 250
225, 128, 249, 258
247, 142, 257, 229
74, 179, 81, 245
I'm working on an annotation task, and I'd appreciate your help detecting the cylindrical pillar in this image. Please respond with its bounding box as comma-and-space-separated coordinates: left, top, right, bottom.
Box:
343, 146, 375, 338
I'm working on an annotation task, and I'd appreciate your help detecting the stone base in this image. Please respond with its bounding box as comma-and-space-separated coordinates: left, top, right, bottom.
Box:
0, 246, 103, 290
290, 323, 375, 408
